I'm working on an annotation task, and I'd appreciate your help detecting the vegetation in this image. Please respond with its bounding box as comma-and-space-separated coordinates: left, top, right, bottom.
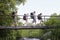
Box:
0, 0, 26, 40
0, 0, 60, 40
44, 13, 60, 40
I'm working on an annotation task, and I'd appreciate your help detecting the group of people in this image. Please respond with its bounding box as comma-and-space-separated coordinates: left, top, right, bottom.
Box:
23, 11, 45, 26
11, 11, 45, 26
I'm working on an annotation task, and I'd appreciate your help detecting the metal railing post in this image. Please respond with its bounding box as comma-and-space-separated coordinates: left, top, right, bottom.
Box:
44, 16, 45, 22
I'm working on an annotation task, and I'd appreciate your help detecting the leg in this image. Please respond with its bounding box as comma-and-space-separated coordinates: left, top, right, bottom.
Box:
40, 19, 43, 26
26, 20, 28, 26
34, 19, 36, 25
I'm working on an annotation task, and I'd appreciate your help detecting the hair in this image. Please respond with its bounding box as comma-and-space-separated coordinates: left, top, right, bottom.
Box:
16, 11, 17, 13
34, 11, 36, 13
40, 13, 42, 15
24, 14, 26, 15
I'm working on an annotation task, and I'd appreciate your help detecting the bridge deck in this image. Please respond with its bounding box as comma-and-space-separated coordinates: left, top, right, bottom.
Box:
0, 26, 56, 30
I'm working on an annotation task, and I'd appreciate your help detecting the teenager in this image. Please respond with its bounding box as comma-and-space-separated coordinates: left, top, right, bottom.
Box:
12, 11, 17, 26
37, 13, 45, 26
30, 11, 36, 26
23, 14, 28, 26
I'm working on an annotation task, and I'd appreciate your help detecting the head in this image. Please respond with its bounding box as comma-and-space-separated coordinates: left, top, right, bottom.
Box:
34, 11, 36, 13
40, 13, 42, 15
24, 14, 26, 15
16, 11, 17, 13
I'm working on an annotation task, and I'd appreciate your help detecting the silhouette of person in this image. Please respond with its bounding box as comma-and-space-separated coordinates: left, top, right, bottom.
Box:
12, 11, 16, 19
37, 13, 44, 26
12, 11, 17, 26
30, 11, 36, 25
37, 13, 42, 20
37, 13, 45, 26
23, 14, 28, 22
23, 14, 28, 26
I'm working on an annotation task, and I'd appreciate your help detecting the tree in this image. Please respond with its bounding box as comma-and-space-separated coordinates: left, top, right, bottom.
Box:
0, 0, 26, 40
45, 13, 60, 40
0, 0, 26, 26
20, 29, 44, 38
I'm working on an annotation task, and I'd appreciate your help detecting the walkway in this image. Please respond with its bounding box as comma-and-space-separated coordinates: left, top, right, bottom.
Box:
0, 25, 55, 30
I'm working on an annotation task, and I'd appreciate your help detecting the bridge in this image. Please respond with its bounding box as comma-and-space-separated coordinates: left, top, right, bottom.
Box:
0, 15, 59, 30
0, 25, 56, 30
0, 15, 60, 40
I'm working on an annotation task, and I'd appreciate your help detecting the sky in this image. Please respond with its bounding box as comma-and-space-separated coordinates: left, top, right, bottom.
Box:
16, 0, 60, 24
17, 0, 60, 15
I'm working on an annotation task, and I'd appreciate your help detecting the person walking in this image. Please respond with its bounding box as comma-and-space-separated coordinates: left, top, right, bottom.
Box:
37, 13, 45, 26
37, 13, 43, 26
12, 11, 17, 26
23, 14, 28, 26
30, 11, 36, 26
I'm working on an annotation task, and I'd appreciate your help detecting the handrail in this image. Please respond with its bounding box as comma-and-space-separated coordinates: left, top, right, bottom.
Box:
0, 15, 60, 17
0, 25, 57, 30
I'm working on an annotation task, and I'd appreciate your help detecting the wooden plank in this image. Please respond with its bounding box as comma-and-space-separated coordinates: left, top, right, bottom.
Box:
0, 26, 56, 30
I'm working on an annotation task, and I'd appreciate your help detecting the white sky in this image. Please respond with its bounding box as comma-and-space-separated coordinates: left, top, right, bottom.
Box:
16, 0, 60, 24
17, 0, 60, 15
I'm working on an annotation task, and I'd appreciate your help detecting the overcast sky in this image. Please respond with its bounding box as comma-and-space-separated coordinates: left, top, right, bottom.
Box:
17, 0, 60, 16
16, 0, 60, 24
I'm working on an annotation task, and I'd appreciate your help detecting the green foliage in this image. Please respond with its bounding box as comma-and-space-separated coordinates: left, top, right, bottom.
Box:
0, 0, 26, 40
28, 29, 44, 38
0, 0, 26, 26
0, 0, 26, 11
20, 29, 44, 38
18, 22, 23, 26
45, 13, 60, 40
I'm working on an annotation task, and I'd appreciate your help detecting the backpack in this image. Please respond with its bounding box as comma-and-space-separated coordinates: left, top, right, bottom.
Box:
37, 14, 42, 20
30, 12, 34, 19
12, 12, 15, 19
23, 14, 27, 20
30, 12, 33, 15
